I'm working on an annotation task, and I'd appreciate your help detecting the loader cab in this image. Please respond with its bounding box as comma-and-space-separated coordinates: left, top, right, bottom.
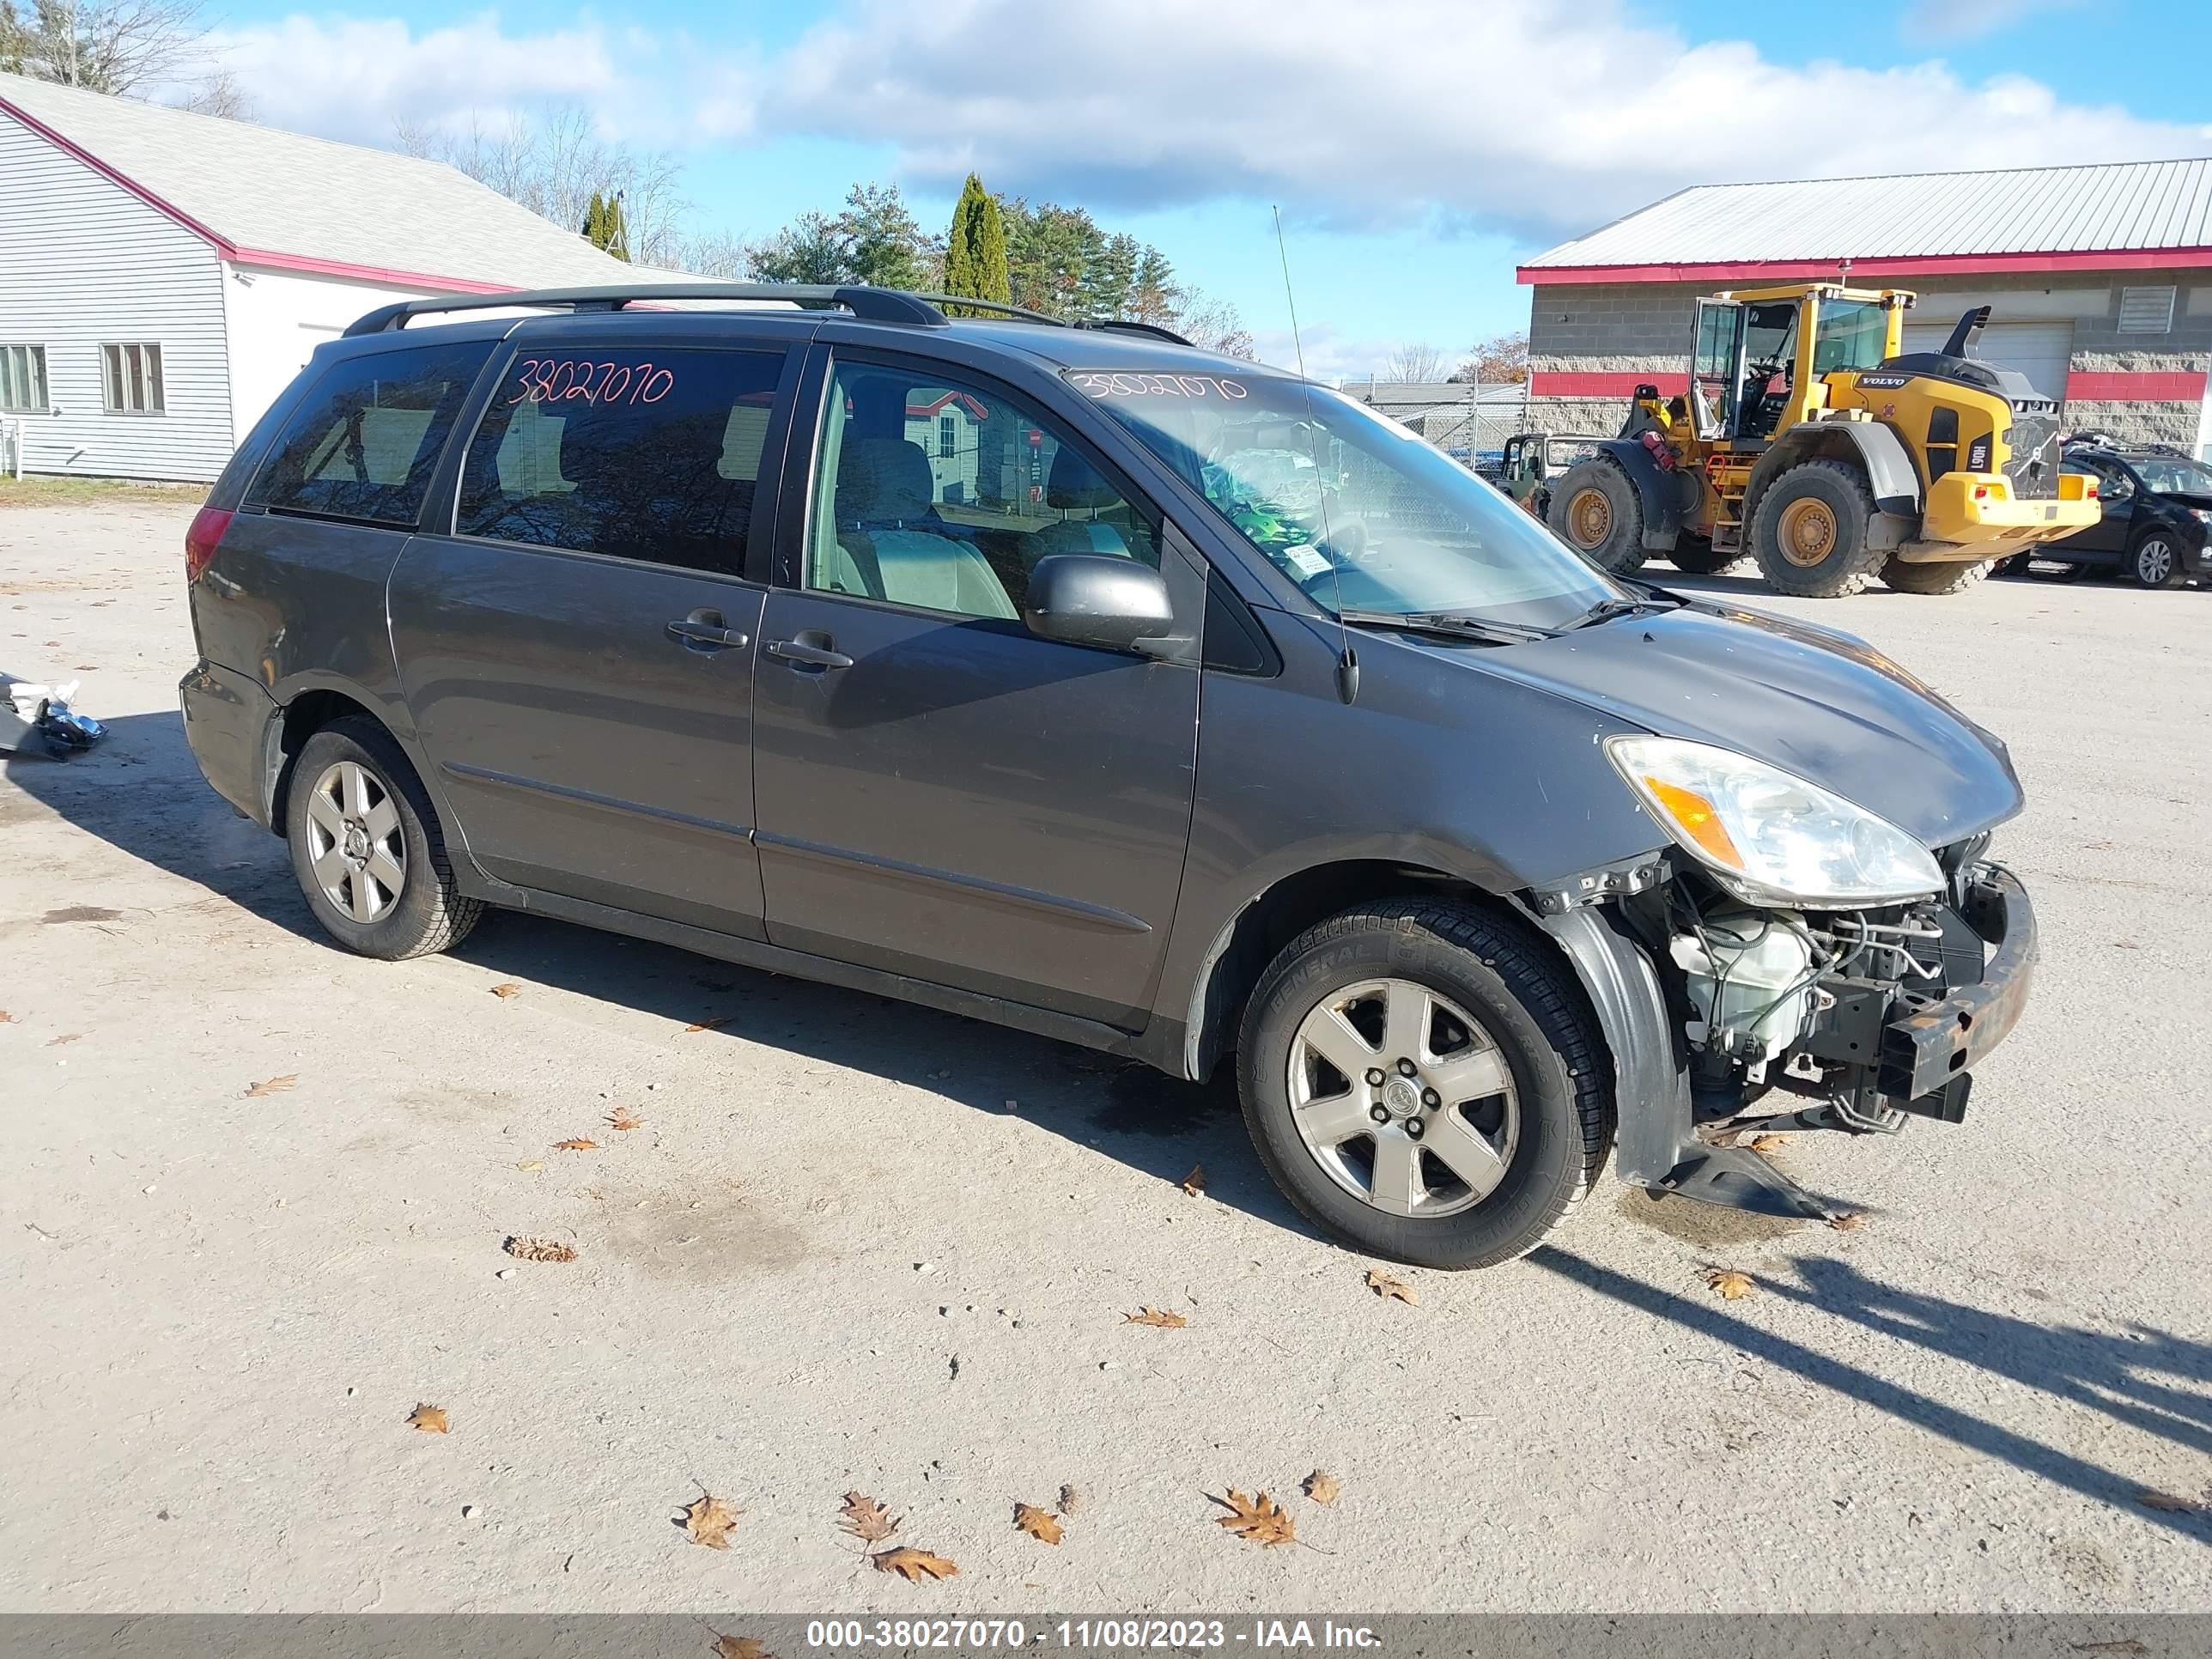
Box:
1688, 287, 1906, 444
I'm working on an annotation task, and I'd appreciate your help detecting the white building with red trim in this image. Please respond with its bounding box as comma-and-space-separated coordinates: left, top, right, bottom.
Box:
1520, 159, 2212, 457
0, 74, 656, 482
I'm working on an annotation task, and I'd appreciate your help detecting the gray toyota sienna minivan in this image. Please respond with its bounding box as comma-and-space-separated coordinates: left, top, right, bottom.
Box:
179, 283, 2036, 1268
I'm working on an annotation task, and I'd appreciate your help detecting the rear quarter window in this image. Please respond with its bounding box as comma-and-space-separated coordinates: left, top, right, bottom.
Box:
246, 342, 494, 526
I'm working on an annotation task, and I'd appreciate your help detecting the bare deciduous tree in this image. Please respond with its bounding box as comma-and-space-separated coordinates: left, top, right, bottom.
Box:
171, 65, 250, 119
396, 105, 692, 268
4, 0, 210, 95
1382, 342, 1449, 384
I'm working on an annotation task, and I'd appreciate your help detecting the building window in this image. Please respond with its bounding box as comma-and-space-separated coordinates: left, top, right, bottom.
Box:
2118, 287, 2176, 335
939, 411, 958, 459
0, 345, 48, 412
102, 343, 165, 414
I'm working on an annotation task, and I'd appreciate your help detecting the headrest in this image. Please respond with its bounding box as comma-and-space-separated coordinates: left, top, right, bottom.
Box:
838, 438, 933, 524
1047, 445, 1120, 510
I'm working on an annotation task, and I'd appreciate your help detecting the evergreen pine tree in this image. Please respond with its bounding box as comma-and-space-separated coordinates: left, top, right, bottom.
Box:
943, 173, 1011, 314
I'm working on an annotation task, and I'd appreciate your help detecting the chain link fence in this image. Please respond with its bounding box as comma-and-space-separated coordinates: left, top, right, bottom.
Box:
1334, 380, 1534, 472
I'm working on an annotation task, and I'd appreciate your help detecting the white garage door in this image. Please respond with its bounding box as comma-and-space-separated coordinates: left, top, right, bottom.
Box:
1903, 319, 2074, 402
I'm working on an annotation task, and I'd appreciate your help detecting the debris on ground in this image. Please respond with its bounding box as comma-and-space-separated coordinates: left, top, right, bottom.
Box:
2, 677, 107, 757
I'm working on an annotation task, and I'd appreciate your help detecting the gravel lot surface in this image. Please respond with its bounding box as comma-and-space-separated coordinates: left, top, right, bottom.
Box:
3, 499, 2208, 1613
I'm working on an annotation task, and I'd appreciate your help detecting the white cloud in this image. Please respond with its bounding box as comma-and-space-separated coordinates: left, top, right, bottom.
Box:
195, 0, 2207, 246
759, 0, 2206, 238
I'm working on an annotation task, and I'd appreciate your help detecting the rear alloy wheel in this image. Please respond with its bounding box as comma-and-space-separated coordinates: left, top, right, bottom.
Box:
1546, 458, 1647, 575
2130, 530, 2187, 589
285, 716, 483, 960
1238, 901, 1612, 1269
1881, 556, 1993, 595
1749, 460, 1887, 598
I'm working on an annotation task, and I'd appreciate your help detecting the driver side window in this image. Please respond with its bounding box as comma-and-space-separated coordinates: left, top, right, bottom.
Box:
805, 360, 1161, 622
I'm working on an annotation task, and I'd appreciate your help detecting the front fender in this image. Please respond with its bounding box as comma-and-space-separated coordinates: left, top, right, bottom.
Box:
1590, 440, 1685, 551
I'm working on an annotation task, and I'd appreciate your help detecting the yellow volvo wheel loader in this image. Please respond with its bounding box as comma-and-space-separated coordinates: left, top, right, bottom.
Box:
1546, 284, 2099, 596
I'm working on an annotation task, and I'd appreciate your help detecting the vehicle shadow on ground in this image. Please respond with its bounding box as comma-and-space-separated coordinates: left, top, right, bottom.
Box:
4, 709, 1313, 1241
1531, 1244, 2212, 1543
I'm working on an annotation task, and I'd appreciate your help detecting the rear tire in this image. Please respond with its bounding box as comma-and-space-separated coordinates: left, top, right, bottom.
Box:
284, 716, 483, 960
1749, 460, 1887, 598
2130, 528, 2188, 589
1237, 901, 1613, 1270
1881, 556, 1993, 595
1547, 459, 1648, 575
1666, 534, 1742, 575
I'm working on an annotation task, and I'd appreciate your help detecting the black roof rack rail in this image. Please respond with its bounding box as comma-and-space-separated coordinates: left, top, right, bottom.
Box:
1074, 318, 1194, 347
341, 283, 955, 338
900, 292, 1063, 325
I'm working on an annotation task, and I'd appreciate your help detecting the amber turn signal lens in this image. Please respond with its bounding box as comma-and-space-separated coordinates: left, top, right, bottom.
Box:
1643, 775, 1744, 869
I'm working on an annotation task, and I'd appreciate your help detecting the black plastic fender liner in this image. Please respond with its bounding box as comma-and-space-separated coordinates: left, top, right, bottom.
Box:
1749, 420, 1923, 544
1537, 902, 1834, 1220
1588, 440, 1686, 551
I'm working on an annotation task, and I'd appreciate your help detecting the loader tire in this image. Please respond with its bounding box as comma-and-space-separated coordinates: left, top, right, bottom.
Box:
1750, 461, 1887, 598
1881, 556, 1993, 596
1547, 459, 1647, 575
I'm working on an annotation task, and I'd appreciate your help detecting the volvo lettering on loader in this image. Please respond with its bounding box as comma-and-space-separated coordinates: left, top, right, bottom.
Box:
1546, 286, 2099, 596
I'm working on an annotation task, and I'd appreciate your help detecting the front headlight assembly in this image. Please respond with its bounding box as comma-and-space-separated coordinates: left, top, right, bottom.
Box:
1607, 735, 1945, 908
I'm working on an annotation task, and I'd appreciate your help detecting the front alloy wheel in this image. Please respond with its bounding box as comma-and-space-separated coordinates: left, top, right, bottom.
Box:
2133, 532, 2185, 588
1237, 900, 1613, 1269
1288, 978, 1518, 1217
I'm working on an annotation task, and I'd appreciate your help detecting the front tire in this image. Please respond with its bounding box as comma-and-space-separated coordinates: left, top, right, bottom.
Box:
2130, 529, 2188, 588
1881, 556, 1993, 595
1547, 458, 1648, 575
1749, 460, 1887, 597
1237, 901, 1612, 1270
284, 716, 483, 960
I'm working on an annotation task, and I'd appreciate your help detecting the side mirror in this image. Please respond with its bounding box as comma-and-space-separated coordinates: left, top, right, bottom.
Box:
1022, 554, 1174, 653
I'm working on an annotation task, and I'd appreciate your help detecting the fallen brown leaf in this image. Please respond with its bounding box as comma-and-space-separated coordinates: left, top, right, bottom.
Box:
552, 1138, 599, 1152
684, 1015, 733, 1033
683, 1492, 740, 1549
1747, 1134, 1787, 1154
244, 1073, 297, 1097
1123, 1306, 1188, 1328
489, 982, 521, 999
838, 1492, 900, 1543
1178, 1164, 1206, 1196
1211, 1488, 1296, 1547
1705, 1267, 1756, 1301
870, 1546, 958, 1582
711, 1637, 772, 1659
1364, 1268, 1417, 1305
1056, 1483, 1083, 1516
1303, 1469, 1340, 1506
503, 1236, 576, 1262
0, 1009, 14, 1023
2136, 1490, 2207, 1515
406, 1403, 449, 1434
605, 1107, 644, 1132
1827, 1212, 1869, 1232
1012, 1502, 1064, 1545
48, 1033, 81, 1046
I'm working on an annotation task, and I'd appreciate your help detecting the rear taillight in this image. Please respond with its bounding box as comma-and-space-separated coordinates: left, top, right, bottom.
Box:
185, 506, 233, 582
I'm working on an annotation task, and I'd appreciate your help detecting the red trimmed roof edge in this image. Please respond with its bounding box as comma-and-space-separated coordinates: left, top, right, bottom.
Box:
3, 91, 533, 298
1518, 246, 2212, 286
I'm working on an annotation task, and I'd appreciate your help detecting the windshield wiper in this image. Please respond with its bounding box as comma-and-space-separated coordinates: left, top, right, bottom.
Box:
1336, 608, 1557, 645
1561, 593, 1681, 631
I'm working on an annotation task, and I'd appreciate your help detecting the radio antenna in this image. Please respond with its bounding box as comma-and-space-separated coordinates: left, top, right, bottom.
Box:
1273, 205, 1357, 703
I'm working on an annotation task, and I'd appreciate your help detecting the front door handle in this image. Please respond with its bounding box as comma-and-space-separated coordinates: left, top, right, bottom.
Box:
666, 611, 749, 651
765, 635, 854, 670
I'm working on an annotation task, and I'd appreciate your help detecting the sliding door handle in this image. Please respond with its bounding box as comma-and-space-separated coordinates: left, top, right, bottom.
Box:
666, 612, 749, 650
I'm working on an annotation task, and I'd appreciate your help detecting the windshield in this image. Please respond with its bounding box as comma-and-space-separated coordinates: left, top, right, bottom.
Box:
2129, 455, 2212, 495
1814, 301, 1891, 373
1069, 370, 1624, 628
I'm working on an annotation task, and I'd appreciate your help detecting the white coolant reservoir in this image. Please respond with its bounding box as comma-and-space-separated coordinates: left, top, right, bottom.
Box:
1668, 907, 1819, 1062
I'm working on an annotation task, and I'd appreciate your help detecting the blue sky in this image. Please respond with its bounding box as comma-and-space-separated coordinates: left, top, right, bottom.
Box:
194, 0, 2212, 380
